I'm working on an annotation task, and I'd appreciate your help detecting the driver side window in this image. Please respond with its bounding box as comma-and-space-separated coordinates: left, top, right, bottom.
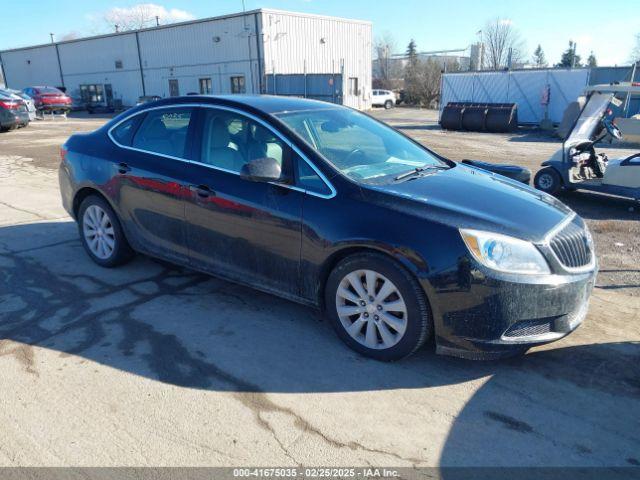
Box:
199, 109, 285, 173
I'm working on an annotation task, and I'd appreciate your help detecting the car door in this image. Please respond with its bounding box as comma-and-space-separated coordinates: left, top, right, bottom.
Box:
183, 106, 305, 298
109, 106, 196, 263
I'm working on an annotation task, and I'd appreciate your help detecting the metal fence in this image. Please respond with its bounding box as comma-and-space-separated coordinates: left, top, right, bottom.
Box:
440, 66, 640, 125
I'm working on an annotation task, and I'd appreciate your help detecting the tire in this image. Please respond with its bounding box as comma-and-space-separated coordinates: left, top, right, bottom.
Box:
325, 252, 432, 361
78, 195, 134, 267
534, 167, 562, 195
384, 100, 393, 110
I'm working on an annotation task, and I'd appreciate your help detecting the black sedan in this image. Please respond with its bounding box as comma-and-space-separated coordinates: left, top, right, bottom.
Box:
59, 95, 597, 360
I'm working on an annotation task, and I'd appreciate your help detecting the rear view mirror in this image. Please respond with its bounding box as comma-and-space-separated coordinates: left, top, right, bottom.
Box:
240, 157, 282, 183
321, 119, 349, 133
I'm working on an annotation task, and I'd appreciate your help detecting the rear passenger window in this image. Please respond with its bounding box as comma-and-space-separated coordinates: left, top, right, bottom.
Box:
111, 116, 142, 146
132, 108, 192, 158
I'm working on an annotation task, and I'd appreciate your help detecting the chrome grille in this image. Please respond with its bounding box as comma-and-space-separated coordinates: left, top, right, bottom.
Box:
550, 218, 592, 269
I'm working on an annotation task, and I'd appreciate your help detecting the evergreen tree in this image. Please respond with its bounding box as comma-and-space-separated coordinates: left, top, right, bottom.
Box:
532, 44, 547, 67
557, 41, 581, 68
406, 39, 418, 66
587, 51, 597, 67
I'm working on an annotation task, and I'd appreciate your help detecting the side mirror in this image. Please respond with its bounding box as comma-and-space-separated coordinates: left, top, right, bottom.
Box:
240, 157, 282, 183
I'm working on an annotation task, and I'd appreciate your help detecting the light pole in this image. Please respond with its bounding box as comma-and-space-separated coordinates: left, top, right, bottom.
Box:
50, 33, 54, 43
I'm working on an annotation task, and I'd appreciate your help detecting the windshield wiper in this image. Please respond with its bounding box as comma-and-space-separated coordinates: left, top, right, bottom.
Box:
394, 165, 448, 181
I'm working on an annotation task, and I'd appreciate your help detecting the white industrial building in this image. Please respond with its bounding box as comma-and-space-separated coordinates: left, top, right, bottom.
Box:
0, 9, 372, 109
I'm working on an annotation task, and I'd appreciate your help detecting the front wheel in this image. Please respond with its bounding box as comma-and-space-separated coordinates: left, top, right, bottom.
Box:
78, 195, 134, 267
325, 253, 432, 361
384, 100, 393, 110
534, 167, 562, 195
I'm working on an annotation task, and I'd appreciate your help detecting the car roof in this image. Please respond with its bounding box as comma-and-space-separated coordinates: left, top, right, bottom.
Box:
146, 94, 343, 114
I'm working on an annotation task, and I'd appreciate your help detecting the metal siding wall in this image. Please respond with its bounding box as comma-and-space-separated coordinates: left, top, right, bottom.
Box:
58, 34, 142, 106
260, 11, 371, 109
1, 11, 371, 109
265, 73, 343, 103
588, 66, 638, 85
0, 45, 62, 88
138, 16, 259, 98
441, 69, 590, 124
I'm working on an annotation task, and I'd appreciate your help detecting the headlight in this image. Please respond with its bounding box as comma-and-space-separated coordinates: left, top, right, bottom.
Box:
460, 229, 550, 275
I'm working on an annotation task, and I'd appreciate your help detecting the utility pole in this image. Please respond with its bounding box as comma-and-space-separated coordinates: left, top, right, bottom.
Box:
50, 33, 54, 43
155, 16, 160, 26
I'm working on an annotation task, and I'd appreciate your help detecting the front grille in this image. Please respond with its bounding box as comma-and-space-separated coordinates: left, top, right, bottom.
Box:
550, 218, 592, 269
503, 318, 553, 338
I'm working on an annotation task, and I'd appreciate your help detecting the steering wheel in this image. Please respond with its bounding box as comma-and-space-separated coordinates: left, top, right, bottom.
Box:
603, 119, 623, 140
344, 148, 367, 165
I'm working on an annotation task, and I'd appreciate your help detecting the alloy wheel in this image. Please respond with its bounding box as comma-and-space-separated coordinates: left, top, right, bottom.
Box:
335, 269, 408, 350
82, 205, 116, 260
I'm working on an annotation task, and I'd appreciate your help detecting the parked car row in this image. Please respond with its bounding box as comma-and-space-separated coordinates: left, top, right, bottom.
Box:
0, 86, 74, 132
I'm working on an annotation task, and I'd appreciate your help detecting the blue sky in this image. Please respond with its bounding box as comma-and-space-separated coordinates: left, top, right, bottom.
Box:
1, 0, 637, 66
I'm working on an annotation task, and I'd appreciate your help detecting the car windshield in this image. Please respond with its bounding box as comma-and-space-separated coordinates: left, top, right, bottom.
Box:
276, 107, 448, 183
566, 92, 613, 145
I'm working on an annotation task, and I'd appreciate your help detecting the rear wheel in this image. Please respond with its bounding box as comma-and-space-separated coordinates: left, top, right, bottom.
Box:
534, 167, 562, 195
384, 100, 393, 110
325, 253, 432, 361
78, 195, 134, 267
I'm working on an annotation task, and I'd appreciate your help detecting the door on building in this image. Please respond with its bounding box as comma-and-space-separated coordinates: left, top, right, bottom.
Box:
348, 77, 360, 109
104, 84, 113, 106
169, 79, 180, 97
199, 78, 212, 95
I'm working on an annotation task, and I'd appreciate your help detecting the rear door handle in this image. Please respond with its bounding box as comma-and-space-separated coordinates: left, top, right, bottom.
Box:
117, 162, 131, 174
189, 184, 215, 198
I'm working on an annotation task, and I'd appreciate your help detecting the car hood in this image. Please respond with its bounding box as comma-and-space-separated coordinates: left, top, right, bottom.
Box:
369, 164, 573, 242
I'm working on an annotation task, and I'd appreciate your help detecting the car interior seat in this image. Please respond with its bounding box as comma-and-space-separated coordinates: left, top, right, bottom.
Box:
203, 117, 244, 171
247, 124, 283, 165
134, 117, 177, 156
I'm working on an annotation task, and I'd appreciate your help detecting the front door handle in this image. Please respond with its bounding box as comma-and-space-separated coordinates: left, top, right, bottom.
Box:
189, 184, 215, 198
117, 162, 131, 174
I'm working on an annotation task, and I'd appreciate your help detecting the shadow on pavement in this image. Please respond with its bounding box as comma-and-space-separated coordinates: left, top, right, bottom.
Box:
1, 221, 639, 466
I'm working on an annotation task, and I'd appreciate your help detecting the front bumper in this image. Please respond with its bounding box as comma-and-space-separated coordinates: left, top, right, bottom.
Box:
430, 265, 597, 360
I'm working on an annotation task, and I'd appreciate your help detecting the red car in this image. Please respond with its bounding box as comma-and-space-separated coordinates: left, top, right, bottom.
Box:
22, 86, 72, 113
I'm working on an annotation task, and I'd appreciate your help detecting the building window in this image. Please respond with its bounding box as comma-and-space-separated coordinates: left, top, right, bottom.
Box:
168, 79, 180, 97
348, 77, 359, 96
115, 60, 123, 69
230, 75, 246, 94
199, 78, 212, 94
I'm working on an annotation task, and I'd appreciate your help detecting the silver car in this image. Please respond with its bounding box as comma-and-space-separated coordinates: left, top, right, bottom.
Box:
1, 89, 37, 121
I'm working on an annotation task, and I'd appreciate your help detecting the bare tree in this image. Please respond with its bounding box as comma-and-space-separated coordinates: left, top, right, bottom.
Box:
374, 33, 397, 89
102, 3, 194, 32
404, 59, 444, 107
482, 18, 525, 70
